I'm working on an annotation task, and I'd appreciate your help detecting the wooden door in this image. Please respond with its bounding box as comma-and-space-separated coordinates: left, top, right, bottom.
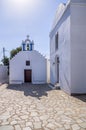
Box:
24, 70, 32, 83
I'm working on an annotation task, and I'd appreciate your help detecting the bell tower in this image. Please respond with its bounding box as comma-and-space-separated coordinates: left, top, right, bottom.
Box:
22, 35, 34, 51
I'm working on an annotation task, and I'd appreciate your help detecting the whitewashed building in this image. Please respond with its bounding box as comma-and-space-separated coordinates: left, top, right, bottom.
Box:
0, 65, 8, 85
9, 36, 50, 84
50, 0, 86, 95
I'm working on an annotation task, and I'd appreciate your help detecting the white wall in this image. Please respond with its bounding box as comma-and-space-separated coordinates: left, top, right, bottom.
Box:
71, 0, 86, 3
50, 4, 71, 94
0, 66, 8, 84
47, 59, 50, 83
58, 15, 71, 94
71, 1, 86, 94
50, 0, 86, 94
50, 36, 56, 84
10, 50, 49, 84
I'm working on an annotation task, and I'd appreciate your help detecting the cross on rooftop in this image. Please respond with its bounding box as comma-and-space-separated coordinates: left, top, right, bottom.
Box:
27, 35, 29, 39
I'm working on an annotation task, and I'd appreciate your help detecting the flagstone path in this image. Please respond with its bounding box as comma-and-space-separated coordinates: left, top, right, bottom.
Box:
0, 84, 86, 130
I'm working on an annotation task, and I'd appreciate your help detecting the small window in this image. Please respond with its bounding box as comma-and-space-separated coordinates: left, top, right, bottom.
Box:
26, 61, 30, 66
55, 33, 58, 50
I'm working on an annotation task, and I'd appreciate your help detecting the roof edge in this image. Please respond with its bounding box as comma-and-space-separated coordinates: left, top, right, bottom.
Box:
50, 0, 70, 36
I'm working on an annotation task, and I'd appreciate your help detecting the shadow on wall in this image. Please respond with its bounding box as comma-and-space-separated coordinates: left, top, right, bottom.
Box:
7, 84, 52, 99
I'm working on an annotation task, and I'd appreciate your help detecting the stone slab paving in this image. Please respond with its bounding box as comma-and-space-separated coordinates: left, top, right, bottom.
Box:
0, 84, 86, 130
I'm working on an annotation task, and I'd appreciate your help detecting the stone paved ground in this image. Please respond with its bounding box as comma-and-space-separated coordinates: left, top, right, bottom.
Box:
0, 84, 86, 130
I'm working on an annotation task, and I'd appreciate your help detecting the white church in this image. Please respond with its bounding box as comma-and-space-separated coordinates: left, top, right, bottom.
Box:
50, 0, 86, 95
9, 36, 50, 84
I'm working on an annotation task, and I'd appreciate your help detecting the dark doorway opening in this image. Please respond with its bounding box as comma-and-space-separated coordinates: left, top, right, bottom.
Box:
57, 57, 59, 83
24, 70, 32, 83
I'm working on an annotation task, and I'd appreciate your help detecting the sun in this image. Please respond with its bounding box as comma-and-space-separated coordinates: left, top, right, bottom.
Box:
4, 0, 43, 19
7, 0, 38, 14
10, 0, 31, 11
9, 0, 41, 9
12, 0, 31, 7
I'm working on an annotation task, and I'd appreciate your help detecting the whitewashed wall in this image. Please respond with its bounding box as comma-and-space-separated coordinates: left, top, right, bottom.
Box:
58, 15, 71, 94
47, 59, 50, 83
50, 36, 56, 84
50, 0, 86, 94
50, 4, 71, 94
71, 0, 86, 3
71, 0, 86, 94
10, 50, 50, 84
0, 66, 8, 84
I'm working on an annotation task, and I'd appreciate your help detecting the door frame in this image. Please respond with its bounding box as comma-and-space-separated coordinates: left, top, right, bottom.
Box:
55, 56, 59, 83
57, 57, 59, 83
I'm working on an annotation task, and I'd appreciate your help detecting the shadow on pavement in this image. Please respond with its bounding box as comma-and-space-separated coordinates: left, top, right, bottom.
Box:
7, 83, 52, 99
73, 95, 86, 102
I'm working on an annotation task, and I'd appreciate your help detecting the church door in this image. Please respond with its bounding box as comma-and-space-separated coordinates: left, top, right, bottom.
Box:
24, 70, 32, 83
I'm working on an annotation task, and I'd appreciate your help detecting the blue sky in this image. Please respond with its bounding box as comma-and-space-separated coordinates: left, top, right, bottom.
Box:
0, 0, 67, 61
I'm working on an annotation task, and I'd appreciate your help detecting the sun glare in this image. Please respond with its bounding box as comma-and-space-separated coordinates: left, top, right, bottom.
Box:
6, 0, 42, 17
12, 0, 29, 8
11, 0, 32, 11
2, 0, 44, 20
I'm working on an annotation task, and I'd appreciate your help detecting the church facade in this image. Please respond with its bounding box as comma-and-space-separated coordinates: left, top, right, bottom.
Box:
50, 0, 86, 95
9, 36, 50, 84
